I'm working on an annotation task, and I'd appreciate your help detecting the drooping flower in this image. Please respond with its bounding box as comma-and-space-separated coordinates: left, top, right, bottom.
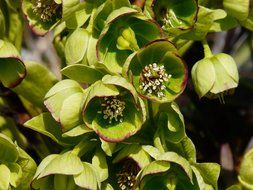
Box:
191, 40, 239, 101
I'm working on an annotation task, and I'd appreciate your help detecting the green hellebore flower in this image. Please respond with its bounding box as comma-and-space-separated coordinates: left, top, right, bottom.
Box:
0, 40, 26, 88
135, 152, 195, 190
32, 151, 100, 190
0, 134, 36, 190
144, 0, 198, 35
112, 144, 151, 190
238, 149, 253, 189
22, 0, 62, 35
97, 7, 163, 74
124, 39, 187, 103
83, 75, 146, 142
191, 42, 239, 100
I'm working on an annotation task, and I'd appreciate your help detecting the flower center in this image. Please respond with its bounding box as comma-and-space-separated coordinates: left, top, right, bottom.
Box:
98, 96, 126, 123
139, 63, 171, 98
117, 160, 140, 190
32, 0, 60, 22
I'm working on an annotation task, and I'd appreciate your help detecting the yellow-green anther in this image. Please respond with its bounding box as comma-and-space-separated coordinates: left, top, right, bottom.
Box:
116, 27, 139, 51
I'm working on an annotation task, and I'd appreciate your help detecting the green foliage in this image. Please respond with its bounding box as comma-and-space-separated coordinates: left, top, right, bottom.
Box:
0, 0, 249, 189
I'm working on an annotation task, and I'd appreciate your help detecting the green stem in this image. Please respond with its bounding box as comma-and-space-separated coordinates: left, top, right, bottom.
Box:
148, 101, 155, 127
202, 39, 213, 58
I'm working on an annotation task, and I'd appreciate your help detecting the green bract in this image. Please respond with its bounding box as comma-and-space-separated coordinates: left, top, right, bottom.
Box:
238, 149, 253, 189
144, 0, 198, 35
83, 75, 146, 142
191, 43, 239, 100
0, 134, 36, 190
223, 0, 253, 31
97, 7, 163, 74
32, 151, 100, 190
0, 40, 26, 88
22, 0, 62, 35
124, 40, 187, 103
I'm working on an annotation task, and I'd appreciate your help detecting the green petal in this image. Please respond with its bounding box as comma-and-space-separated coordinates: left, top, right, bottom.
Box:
0, 40, 26, 88
74, 162, 100, 190
113, 144, 151, 168
0, 133, 19, 163
65, 28, 89, 64
0, 164, 11, 190
191, 58, 215, 98
92, 150, 108, 182
61, 64, 105, 84
38, 152, 83, 179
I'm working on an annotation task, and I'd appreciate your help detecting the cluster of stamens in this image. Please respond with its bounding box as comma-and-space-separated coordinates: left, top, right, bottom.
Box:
161, 9, 183, 29
32, 0, 60, 22
139, 63, 171, 98
117, 160, 140, 190
97, 96, 125, 123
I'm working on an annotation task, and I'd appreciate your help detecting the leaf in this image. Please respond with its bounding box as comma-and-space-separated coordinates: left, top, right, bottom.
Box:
0, 40, 26, 88
13, 61, 57, 109
0, 133, 19, 163
192, 163, 220, 190
74, 162, 100, 190
65, 28, 89, 64
24, 112, 78, 146
142, 145, 161, 160
38, 152, 84, 179
7, 163, 22, 188
0, 164, 11, 190
61, 64, 104, 84
92, 150, 108, 182
16, 148, 37, 190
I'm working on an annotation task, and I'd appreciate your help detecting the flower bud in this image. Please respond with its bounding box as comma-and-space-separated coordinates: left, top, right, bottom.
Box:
238, 149, 253, 189
191, 50, 239, 101
116, 27, 139, 51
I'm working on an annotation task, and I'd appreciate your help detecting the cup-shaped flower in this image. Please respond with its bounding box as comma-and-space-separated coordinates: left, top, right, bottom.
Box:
83, 75, 146, 142
0, 134, 36, 190
191, 53, 239, 100
135, 152, 195, 190
32, 151, 100, 190
22, 0, 62, 35
97, 7, 163, 74
238, 149, 253, 189
124, 39, 187, 103
144, 0, 198, 35
0, 40, 26, 88
112, 144, 151, 190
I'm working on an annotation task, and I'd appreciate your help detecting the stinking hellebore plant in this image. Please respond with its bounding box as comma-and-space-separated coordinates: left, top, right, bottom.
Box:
0, 0, 245, 189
